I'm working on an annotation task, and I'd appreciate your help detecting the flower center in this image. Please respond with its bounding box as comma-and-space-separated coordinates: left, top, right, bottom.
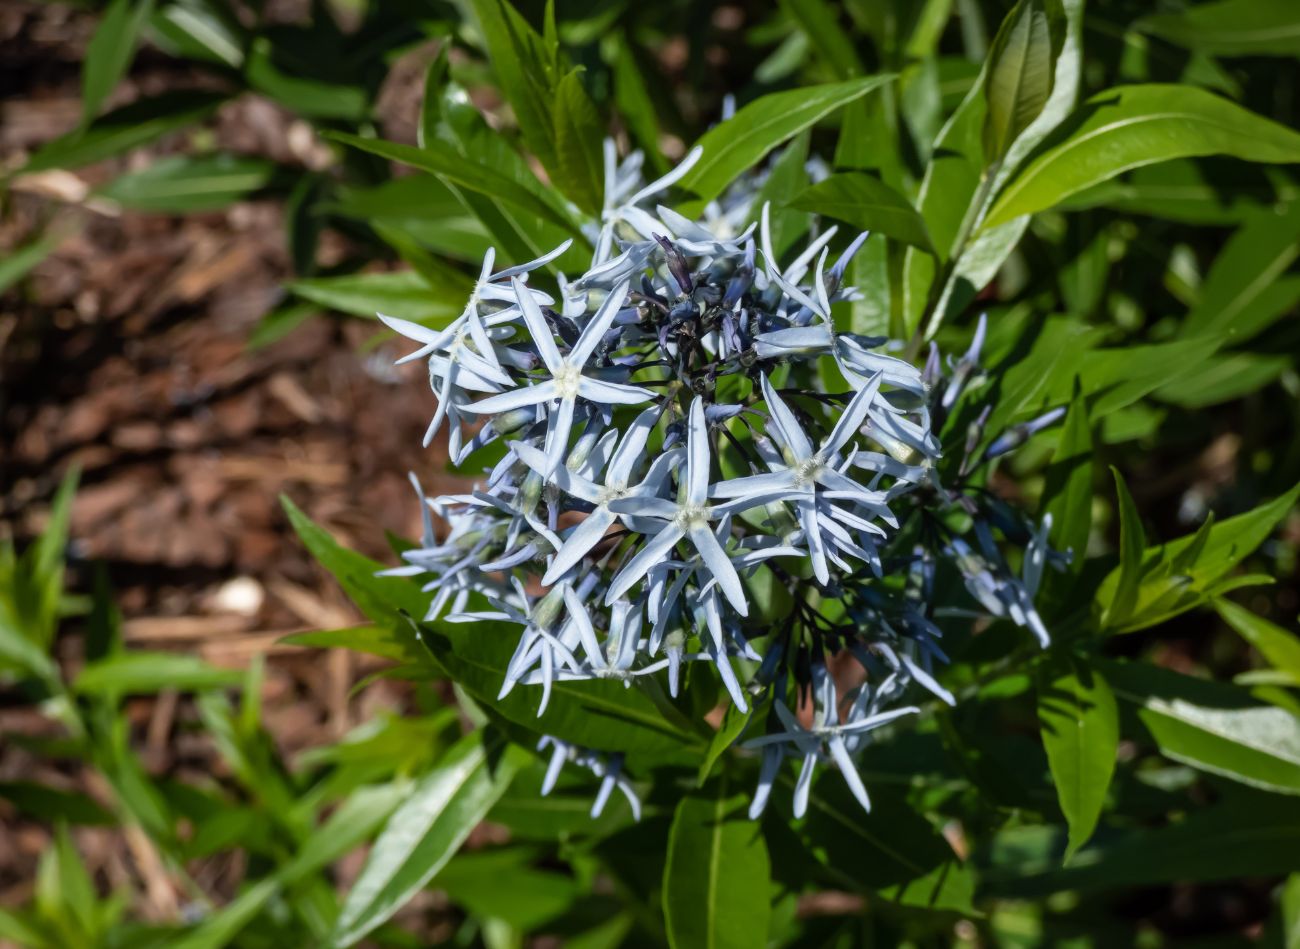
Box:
553, 364, 582, 398
673, 504, 712, 528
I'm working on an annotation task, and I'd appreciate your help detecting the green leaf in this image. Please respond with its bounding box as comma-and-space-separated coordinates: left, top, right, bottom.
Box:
245, 36, 367, 120
82, 0, 155, 122
981, 0, 1065, 161
325, 131, 577, 234
1216, 599, 1300, 681
281, 497, 430, 630
1037, 657, 1118, 862
330, 733, 526, 948
288, 270, 459, 322
909, 0, 1083, 338
985, 84, 1300, 228
22, 91, 226, 172
1140, 0, 1300, 57
74, 652, 241, 696
778, 0, 863, 79
984, 792, 1300, 896
663, 776, 771, 949
280, 625, 434, 669
793, 780, 975, 912
419, 618, 704, 768
96, 154, 276, 212
467, 0, 560, 173
1182, 202, 1300, 340
149, 0, 245, 68
1096, 481, 1300, 633
697, 701, 756, 787
1100, 658, 1300, 795
247, 301, 316, 350
608, 34, 663, 171
551, 69, 605, 215
789, 173, 934, 252
435, 849, 579, 931
1102, 467, 1145, 629
0, 231, 65, 295
171, 782, 408, 949
1040, 387, 1091, 573
678, 76, 895, 205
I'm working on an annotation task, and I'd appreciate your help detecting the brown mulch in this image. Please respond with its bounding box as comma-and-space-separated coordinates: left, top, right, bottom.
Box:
0, 1, 466, 916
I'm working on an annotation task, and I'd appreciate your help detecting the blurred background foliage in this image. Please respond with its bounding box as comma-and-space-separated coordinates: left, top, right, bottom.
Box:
2, 0, 1300, 946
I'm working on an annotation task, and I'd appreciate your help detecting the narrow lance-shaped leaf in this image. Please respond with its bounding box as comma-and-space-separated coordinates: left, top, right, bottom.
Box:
22, 91, 227, 173
662, 775, 771, 949
1040, 385, 1091, 576
551, 68, 605, 215
1215, 599, 1300, 682
1101, 467, 1145, 629
82, 0, 155, 122
985, 84, 1300, 228
1139, 0, 1300, 57
1098, 658, 1300, 796
1037, 657, 1118, 862
325, 131, 579, 235
1095, 481, 1300, 633
790, 173, 934, 252
981, 0, 1065, 162
678, 76, 896, 205
331, 733, 527, 948
96, 155, 276, 212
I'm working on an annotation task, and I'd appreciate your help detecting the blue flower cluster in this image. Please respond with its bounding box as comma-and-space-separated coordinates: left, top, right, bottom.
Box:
378, 142, 1065, 820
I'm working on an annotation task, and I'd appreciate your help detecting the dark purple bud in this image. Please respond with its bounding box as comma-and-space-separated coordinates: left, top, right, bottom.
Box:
654, 233, 694, 295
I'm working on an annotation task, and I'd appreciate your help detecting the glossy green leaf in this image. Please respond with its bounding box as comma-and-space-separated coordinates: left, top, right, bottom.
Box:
467, 0, 560, 173
795, 780, 975, 912
985, 792, 1300, 896
1140, 0, 1300, 57
789, 173, 934, 251
1096, 481, 1300, 633
679, 76, 895, 204
1037, 658, 1118, 861
1281, 873, 1300, 949
1156, 351, 1292, 409
331, 733, 526, 947
981, 0, 1064, 161
418, 618, 705, 767
910, 0, 1083, 338
608, 34, 663, 170
22, 91, 226, 172
1216, 599, 1300, 681
96, 154, 276, 211
288, 270, 459, 322
551, 69, 605, 215
82, 0, 154, 122
74, 652, 241, 696
282, 497, 430, 630
1100, 659, 1300, 795
280, 625, 434, 669
985, 84, 1300, 228
172, 782, 408, 949
1040, 388, 1091, 573
1102, 467, 1145, 629
1183, 203, 1300, 340
778, 0, 863, 79
326, 131, 577, 234
663, 776, 771, 949
697, 701, 755, 787
435, 849, 579, 931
